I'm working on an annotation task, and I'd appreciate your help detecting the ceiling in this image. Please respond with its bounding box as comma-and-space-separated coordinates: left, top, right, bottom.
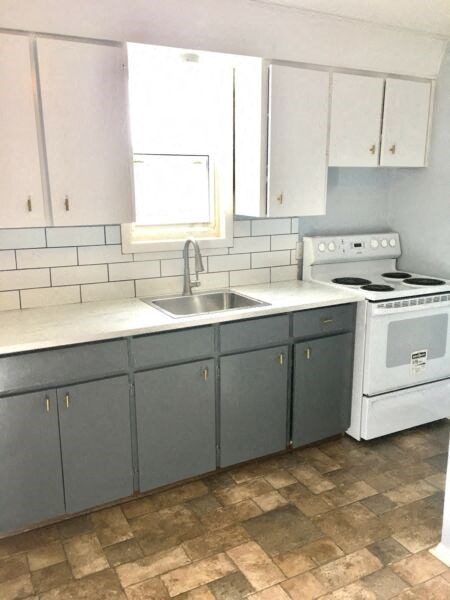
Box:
252, 0, 450, 38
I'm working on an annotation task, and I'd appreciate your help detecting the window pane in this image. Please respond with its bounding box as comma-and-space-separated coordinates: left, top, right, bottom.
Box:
133, 154, 211, 225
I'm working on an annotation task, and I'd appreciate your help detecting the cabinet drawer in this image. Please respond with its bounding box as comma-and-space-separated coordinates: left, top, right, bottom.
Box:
133, 326, 214, 370
220, 314, 289, 353
293, 304, 355, 339
0, 340, 128, 394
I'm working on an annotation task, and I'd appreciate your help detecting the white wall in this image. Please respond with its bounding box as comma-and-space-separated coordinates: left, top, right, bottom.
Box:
299, 168, 392, 238
388, 49, 450, 278
0, 0, 445, 78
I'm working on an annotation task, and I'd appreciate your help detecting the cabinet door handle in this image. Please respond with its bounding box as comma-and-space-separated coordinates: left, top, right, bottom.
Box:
278, 353, 284, 365
27, 196, 32, 212
64, 393, 71, 408
369, 144, 376, 155
202, 367, 209, 381
305, 347, 312, 360
45, 397, 50, 412
276, 193, 284, 205
64, 196, 70, 211
389, 144, 396, 154
321, 318, 333, 325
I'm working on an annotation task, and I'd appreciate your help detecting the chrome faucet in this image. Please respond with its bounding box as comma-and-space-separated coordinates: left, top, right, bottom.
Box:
183, 238, 205, 295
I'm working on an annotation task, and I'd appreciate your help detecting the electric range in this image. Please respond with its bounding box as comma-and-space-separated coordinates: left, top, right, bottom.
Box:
303, 232, 450, 440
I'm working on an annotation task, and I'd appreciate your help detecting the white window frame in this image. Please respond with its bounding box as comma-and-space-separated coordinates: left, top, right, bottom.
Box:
122, 44, 234, 254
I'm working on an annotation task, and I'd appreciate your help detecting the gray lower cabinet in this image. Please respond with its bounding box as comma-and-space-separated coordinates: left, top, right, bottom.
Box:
292, 333, 353, 447
135, 359, 216, 491
0, 390, 65, 533
57, 376, 133, 514
220, 346, 289, 467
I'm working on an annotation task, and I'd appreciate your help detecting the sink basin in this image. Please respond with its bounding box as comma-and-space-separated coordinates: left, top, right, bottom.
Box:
142, 290, 270, 317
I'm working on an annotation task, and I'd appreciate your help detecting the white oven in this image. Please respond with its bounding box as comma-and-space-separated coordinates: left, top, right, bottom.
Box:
363, 294, 450, 396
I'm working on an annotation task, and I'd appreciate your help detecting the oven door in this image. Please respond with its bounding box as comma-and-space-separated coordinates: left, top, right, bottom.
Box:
363, 297, 450, 396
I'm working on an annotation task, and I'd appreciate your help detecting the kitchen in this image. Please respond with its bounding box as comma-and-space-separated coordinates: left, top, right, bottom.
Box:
0, 1, 449, 599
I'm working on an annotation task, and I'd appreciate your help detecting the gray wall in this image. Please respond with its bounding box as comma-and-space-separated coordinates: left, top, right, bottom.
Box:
298, 168, 392, 238
388, 50, 450, 278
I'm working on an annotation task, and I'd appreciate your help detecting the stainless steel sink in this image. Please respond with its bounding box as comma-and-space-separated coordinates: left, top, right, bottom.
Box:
142, 290, 269, 317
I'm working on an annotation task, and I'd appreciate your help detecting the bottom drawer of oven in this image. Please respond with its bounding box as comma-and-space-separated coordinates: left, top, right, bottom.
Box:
361, 378, 450, 440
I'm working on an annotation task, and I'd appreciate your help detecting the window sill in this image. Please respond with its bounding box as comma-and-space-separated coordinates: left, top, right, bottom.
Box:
121, 223, 233, 254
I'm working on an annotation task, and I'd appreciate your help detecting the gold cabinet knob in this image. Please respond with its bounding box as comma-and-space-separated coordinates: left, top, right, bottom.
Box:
278, 353, 284, 365
64, 196, 70, 211
45, 397, 50, 412
389, 144, 396, 154
27, 196, 32, 212
65, 393, 70, 408
369, 144, 376, 155
276, 193, 284, 205
202, 367, 209, 381
305, 347, 312, 360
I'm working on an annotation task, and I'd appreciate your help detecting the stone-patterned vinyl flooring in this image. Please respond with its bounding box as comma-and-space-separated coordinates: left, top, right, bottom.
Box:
1, 420, 450, 599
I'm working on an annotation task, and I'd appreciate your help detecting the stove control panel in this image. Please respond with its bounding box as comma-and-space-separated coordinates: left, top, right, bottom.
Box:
303, 233, 401, 265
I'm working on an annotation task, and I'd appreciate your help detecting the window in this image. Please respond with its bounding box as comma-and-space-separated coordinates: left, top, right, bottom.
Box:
122, 44, 234, 252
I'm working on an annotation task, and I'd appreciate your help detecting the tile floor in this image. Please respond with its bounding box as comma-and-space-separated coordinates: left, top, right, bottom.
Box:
1, 420, 449, 599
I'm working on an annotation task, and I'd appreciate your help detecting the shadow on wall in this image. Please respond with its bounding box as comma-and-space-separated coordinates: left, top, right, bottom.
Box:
388, 50, 450, 279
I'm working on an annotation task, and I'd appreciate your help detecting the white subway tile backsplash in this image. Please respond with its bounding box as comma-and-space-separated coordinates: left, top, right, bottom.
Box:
16, 247, 77, 269
20, 286, 80, 309
0, 291, 20, 311
161, 258, 196, 277
208, 253, 250, 272
0, 218, 300, 311
51, 265, 108, 286
230, 236, 270, 254
270, 234, 298, 251
105, 225, 121, 244
0, 268, 50, 291
0, 251, 16, 271
251, 219, 291, 236
251, 250, 291, 268
233, 220, 251, 237
198, 271, 229, 290
81, 281, 135, 303
136, 276, 184, 298
134, 250, 182, 261
109, 260, 160, 281
271, 265, 298, 282
78, 244, 129, 265
46, 226, 105, 247
0, 228, 46, 250
230, 268, 271, 286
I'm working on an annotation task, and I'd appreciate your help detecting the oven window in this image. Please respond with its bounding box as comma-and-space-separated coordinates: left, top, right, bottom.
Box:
386, 314, 448, 367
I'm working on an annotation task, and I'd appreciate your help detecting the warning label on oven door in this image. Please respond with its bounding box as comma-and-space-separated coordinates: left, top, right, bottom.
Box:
411, 349, 428, 374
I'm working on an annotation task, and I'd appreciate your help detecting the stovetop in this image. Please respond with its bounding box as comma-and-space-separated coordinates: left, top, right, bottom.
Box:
325, 270, 450, 301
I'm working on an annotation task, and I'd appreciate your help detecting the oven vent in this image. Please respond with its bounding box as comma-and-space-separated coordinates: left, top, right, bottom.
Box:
378, 294, 449, 310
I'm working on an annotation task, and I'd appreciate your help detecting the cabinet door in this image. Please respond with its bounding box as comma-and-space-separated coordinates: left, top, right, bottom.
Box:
329, 73, 384, 167
267, 65, 329, 217
380, 78, 432, 167
135, 360, 216, 491
293, 333, 353, 447
58, 376, 133, 513
220, 346, 288, 467
0, 34, 46, 227
37, 39, 133, 225
0, 391, 64, 533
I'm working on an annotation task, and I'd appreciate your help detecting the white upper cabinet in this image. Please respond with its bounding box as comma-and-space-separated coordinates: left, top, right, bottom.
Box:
37, 39, 133, 225
0, 34, 46, 228
329, 73, 384, 167
380, 78, 432, 167
267, 65, 330, 217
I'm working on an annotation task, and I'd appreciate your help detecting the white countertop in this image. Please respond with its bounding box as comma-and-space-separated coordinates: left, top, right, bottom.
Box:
0, 280, 361, 355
